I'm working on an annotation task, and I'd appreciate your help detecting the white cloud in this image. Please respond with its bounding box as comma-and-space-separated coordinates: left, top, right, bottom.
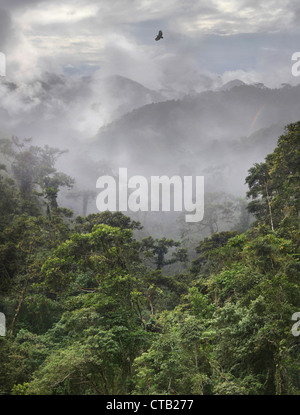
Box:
2, 1, 300, 94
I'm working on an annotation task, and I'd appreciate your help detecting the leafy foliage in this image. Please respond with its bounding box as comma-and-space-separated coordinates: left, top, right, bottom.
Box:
1, 125, 300, 395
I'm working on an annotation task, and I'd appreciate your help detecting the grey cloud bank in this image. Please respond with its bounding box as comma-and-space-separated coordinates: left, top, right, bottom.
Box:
1, 0, 300, 86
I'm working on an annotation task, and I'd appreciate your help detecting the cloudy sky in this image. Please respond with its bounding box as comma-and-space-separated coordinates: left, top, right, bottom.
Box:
1, 0, 300, 90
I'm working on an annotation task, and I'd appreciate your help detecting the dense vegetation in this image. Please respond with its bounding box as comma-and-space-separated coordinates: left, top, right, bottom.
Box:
0, 122, 299, 395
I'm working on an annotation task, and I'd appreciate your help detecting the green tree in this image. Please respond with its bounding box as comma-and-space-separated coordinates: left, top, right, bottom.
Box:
246, 121, 300, 230
141, 236, 188, 270
0, 137, 74, 215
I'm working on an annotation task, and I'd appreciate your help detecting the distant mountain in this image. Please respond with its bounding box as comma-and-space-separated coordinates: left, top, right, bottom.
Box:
219, 79, 247, 91
95, 75, 166, 119
0, 73, 169, 146
219, 79, 270, 91
87, 83, 300, 197
2, 72, 300, 228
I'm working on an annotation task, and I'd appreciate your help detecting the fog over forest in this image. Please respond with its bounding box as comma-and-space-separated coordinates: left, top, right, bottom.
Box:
1, 0, 300, 240
1, 72, 300, 242
1, 1, 300, 397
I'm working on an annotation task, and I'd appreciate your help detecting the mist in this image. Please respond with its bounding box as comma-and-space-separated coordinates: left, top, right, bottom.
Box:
1, 0, 300, 241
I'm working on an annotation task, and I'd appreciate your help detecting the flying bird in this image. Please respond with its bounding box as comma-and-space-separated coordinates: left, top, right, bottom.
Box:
155, 30, 163, 41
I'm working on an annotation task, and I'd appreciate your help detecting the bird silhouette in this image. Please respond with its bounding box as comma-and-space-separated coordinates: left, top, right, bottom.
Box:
155, 30, 163, 41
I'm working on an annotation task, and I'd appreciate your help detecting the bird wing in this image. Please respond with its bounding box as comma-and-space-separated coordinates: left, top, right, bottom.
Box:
155, 30, 163, 40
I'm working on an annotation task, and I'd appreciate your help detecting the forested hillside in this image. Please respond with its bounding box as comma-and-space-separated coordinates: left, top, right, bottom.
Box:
0, 122, 299, 395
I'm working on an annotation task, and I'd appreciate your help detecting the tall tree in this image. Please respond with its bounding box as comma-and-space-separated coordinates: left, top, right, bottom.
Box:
246, 121, 300, 230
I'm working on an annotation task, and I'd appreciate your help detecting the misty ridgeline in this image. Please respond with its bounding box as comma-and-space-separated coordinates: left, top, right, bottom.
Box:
1, 69, 300, 396
1, 74, 300, 263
